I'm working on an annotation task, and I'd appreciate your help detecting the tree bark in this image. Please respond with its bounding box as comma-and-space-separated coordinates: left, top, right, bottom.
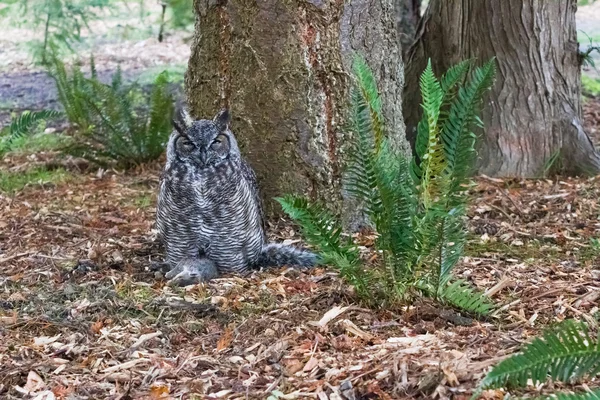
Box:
186, 0, 409, 217
396, 0, 421, 54
404, 0, 600, 177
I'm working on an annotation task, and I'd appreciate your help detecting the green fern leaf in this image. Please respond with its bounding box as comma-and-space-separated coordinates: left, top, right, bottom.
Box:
7, 110, 61, 140
474, 320, 600, 396
276, 195, 373, 296
535, 389, 600, 400
418, 59, 446, 208
439, 279, 493, 316
442, 58, 496, 189
276, 195, 353, 258
352, 56, 384, 150
440, 59, 472, 104
345, 84, 382, 220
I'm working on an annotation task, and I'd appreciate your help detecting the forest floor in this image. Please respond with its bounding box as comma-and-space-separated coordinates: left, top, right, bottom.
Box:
2, 2, 600, 400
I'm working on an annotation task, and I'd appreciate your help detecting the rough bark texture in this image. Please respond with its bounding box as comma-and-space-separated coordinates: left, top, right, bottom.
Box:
396, 0, 420, 54
404, 0, 600, 177
186, 0, 409, 217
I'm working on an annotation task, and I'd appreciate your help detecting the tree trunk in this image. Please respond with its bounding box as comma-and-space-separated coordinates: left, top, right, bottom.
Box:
396, 0, 421, 54
404, 0, 600, 177
186, 0, 409, 218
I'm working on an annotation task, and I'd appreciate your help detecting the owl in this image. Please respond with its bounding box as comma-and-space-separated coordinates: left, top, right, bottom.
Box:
155, 108, 317, 285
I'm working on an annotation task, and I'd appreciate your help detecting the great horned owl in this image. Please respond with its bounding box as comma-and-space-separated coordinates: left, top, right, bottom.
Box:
155, 108, 317, 285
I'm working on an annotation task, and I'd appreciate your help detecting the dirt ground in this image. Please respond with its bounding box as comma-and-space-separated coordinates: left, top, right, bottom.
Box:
2, 2, 600, 400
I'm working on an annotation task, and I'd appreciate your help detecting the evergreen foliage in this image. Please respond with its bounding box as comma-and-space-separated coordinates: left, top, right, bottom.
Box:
277, 56, 496, 312
0, 110, 62, 155
48, 55, 174, 168
473, 320, 600, 400
167, 0, 194, 29
7, 0, 109, 63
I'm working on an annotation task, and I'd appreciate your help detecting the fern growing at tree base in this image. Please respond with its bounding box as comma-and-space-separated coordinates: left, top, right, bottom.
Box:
278, 56, 496, 314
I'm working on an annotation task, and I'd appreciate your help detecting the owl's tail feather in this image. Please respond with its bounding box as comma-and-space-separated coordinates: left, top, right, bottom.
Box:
255, 243, 318, 269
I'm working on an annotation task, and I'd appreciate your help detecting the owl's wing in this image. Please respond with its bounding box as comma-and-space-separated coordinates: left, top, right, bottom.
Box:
240, 159, 266, 233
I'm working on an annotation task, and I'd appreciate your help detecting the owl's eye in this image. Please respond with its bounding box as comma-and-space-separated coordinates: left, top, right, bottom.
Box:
176, 136, 195, 153
210, 134, 228, 151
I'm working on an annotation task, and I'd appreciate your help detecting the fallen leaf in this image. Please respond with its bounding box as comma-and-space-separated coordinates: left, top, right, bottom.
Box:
217, 326, 233, 352
303, 357, 319, 372
90, 320, 104, 334
23, 370, 46, 393
150, 383, 170, 399
316, 306, 351, 327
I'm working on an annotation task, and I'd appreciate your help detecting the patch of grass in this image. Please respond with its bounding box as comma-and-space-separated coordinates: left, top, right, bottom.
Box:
115, 281, 156, 302
578, 238, 600, 263
237, 291, 279, 318
6, 132, 72, 155
133, 194, 153, 208
582, 75, 600, 96
0, 167, 72, 193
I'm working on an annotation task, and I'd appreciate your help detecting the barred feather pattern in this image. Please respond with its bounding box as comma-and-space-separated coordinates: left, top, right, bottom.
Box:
156, 110, 316, 282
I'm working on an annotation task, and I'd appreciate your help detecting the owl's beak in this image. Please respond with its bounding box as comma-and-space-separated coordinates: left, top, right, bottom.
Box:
199, 151, 208, 165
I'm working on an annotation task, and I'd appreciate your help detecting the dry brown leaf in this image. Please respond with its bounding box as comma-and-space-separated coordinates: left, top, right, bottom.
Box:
90, 320, 104, 334
216, 327, 233, 352
150, 384, 170, 399
303, 357, 319, 372
316, 306, 351, 327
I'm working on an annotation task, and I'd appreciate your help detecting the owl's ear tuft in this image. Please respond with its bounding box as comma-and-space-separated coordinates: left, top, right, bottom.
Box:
173, 107, 193, 134
213, 108, 230, 131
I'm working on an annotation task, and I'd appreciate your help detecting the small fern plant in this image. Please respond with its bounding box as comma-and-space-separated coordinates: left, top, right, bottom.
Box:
277, 56, 496, 313
48, 55, 174, 168
0, 110, 62, 155
472, 320, 600, 399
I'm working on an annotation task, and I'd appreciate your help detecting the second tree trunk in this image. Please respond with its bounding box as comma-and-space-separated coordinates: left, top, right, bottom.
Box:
404, 0, 600, 177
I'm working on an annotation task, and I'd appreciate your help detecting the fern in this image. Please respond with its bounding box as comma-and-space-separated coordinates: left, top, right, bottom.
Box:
536, 390, 600, 400
275, 195, 376, 298
276, 195, 354, 259
439, 280, 494, 316
279, 56, 495, 312
1, 110, 62, 154
48, 55, 174, 167
472, 320, 600, 399
412, 59, 495, 299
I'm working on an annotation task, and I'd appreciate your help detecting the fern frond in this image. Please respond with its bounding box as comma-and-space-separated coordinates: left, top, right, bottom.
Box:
276, 195, 353, 258
1, 109, 62, 154
437, 206, 466, 286
146, 70, 174, 160
352, 56, 384, 150
440, 59, 472, 103
441, 58, 496, 190
535, 389, 600, 400
373, 138, 418, 278
439, 279, 493, 316
475, 320, 600, 395
276, 195, 371, 297
418, 59, 446, 208
7, 110, 61, 140
345, 84, 382, 220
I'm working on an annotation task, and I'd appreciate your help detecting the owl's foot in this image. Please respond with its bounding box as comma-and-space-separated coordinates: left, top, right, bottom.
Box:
165, 258, 219, 286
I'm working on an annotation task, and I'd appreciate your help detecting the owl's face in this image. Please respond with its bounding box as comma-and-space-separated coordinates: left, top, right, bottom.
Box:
168, 108, 239, 168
